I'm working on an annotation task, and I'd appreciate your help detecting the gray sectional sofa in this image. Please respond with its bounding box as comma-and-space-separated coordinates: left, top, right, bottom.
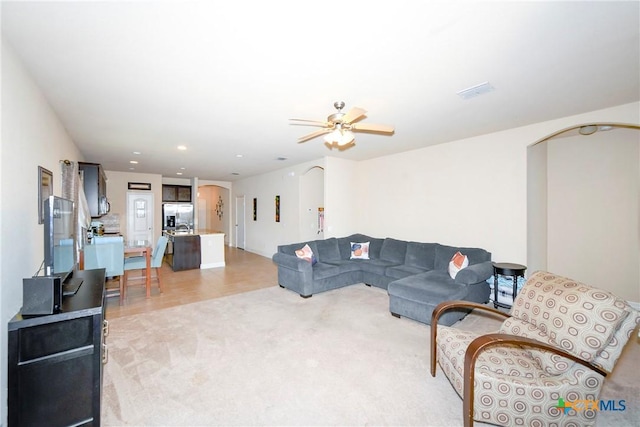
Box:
272, 233, 493, 326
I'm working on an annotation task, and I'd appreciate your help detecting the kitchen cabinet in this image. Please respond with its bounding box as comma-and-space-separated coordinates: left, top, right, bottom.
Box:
162, 185, 192, 202
79, 162, 109, 217
8, 268, 106, 427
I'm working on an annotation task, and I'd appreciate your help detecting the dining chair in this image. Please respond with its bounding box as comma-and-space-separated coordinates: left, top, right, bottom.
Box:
123, 236, 169, 299
83, 238, 125, 302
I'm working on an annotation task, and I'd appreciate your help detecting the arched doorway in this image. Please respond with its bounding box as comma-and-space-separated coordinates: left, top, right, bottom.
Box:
197, 184, 230, 245
527, 123, 639, 302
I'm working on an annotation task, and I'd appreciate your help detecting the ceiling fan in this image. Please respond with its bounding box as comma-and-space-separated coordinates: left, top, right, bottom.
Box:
290, 101, 394, 147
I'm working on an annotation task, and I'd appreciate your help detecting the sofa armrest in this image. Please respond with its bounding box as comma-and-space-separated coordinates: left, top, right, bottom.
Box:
272, 252, 312, 273
454, 260, 493, 285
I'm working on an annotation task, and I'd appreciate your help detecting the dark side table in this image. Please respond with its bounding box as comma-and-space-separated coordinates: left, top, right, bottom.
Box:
492, 262, 527, 309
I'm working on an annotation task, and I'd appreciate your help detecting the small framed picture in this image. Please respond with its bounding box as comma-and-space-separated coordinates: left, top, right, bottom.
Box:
253, 198, 257, 221
38, 166, 53, 224
275, 195, 280, 222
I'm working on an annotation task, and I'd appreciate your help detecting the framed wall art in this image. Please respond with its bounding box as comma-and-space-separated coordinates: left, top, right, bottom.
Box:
275, 195, 280, 222
253, 198, 257, 221
38, 166, 53, 224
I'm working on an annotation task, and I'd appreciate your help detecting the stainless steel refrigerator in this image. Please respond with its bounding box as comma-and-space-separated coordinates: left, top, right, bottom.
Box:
162, 203, 194, 230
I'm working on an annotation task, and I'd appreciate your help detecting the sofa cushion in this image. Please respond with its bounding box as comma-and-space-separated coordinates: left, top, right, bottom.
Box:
380, 238, 408, 264
448, 251, 469, 279
404, 242, 437, 270
386, 265, 429, 280
434, 244, 491, 271
338, 234, 383, 260
388, 271, 467, 302
295, 244, 317, 265
358, 259, 401, 276
350, 242, 370, 259
315, 238, 341, 262
312, 262, 342, 280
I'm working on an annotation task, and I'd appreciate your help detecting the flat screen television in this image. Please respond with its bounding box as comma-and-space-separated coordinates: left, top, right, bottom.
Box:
43, 196, 77, 284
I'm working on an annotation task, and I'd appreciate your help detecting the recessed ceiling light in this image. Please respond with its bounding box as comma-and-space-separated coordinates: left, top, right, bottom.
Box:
176, 172, 183, 175
276, 157, 288, 161
129, 167, 135, 170
180, 167, 186, 170
177, 145, 187, 150
231, 172, 240, 176
236, 154, 243, 158
132, 151, 141, 155
129, 160, 138, 164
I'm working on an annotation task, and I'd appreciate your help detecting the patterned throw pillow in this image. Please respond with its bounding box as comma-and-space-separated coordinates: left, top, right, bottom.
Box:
350, 242, 370, 259
295, 244, 317, 265
448, 251, 469, 279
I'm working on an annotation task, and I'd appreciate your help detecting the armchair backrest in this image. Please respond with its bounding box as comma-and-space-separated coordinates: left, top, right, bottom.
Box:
500, 271, 639, 374
151, 236, 169, 268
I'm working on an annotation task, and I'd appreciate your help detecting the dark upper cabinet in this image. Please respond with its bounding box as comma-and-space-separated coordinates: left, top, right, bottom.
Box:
79, 162, 109, 217
162, 185, 192, 202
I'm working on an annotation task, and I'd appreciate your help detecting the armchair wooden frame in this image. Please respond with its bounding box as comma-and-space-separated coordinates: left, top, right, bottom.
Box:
430, 300, 609, 427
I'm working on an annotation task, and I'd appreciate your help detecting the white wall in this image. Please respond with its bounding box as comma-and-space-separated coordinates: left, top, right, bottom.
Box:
299, 166, 324, 241
547, 128, 639, 302
356, 127, 527, 260
323, 157, 359, 238
526, 140, 548, 275
105, 170, 163, 243
0, 39, 84, 425
355, 103, 639, 271
232, 159, 324, 257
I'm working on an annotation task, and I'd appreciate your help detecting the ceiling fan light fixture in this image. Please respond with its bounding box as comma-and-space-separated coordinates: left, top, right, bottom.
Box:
324, 129, 355, 146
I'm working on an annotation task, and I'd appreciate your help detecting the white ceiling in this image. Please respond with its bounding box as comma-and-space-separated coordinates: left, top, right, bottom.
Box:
2, 1, 639, 181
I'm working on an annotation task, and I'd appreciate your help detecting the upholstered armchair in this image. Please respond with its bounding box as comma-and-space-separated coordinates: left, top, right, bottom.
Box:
431, 271, 639, 427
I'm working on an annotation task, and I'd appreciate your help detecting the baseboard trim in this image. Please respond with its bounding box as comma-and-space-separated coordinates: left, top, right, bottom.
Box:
200, 262, 226, 269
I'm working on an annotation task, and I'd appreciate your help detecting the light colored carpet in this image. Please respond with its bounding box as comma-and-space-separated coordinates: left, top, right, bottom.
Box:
102, 285, 639, 426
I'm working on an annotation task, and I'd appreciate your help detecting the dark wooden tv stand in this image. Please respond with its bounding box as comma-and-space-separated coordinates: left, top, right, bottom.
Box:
8, 268, 106, 427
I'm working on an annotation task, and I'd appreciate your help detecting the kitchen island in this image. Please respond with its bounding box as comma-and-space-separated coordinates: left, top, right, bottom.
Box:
163, 229, 225, 271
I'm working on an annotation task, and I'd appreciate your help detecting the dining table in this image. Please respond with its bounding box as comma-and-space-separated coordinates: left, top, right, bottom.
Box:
124, 239, 152, 298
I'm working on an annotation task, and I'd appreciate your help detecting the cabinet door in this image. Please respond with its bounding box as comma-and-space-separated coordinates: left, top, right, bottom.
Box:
162, 186, 177, 202
177, 186, 192, 202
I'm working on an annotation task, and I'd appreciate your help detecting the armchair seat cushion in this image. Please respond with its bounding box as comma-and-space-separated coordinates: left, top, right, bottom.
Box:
436, 326, 546, 397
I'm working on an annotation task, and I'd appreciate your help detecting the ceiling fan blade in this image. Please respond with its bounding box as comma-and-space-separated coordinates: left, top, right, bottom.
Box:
290, 118, 328, 125
351, 123, 395, 133
341, 107, 367, 124
298, 128, 331, 143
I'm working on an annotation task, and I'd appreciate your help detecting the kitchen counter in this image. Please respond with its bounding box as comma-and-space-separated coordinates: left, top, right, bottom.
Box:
164, 229, 224, 236
163, 229, 225, 270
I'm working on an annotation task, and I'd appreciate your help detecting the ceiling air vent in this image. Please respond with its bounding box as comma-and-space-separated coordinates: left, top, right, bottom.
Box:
457, 81, 494, 100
